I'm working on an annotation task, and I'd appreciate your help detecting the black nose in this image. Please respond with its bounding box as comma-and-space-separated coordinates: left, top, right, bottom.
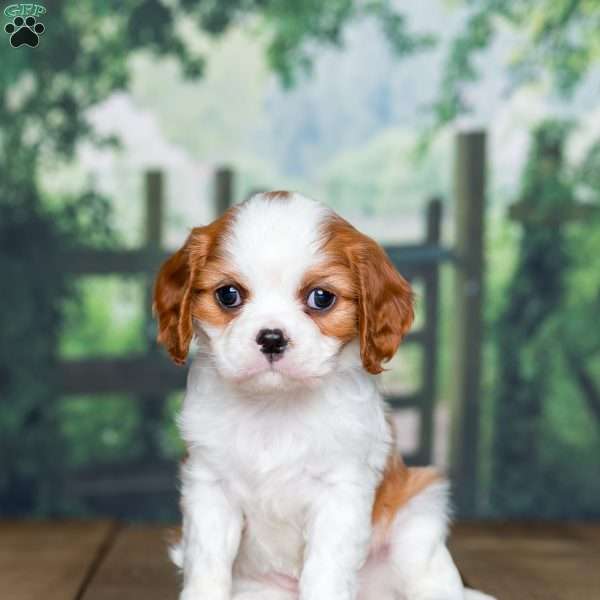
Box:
256, 328, 287, 355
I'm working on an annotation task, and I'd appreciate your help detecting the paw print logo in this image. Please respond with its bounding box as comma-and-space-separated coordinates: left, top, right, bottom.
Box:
5, 15, 45, 48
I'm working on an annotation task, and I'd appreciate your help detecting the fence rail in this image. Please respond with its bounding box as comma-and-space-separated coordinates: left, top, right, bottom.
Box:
385, 197, 444, 466
63, 248, 168, 275
58, 356, 184, 395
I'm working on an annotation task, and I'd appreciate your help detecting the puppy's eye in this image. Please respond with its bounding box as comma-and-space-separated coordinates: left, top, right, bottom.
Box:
215, 285, 242, 308
307, 288, 336, 311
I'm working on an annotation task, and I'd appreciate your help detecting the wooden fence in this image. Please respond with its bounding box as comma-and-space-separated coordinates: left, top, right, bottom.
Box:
60, 132, 486, 518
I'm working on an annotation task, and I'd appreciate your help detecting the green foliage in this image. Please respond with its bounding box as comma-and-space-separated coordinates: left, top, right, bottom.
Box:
58, 395, 143, 468
129, 34, 269, 163
0, 188, 112, 515
491, 122, 572, 516
253, 0, 431, 86
60, 277, 145, 359
489, 121, 600, 517
425, 1, 600, 517
435, 0, 600, 127
433, 8, 494, 125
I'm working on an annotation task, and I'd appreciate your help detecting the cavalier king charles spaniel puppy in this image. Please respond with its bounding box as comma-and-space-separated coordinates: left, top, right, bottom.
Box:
154, 192, 493, 600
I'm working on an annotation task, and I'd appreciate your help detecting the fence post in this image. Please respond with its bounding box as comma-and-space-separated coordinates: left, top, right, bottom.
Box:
419, 198, 442, 464
215, 167, 234, 216
451, 131, 486, 517
141, 170, 165, 460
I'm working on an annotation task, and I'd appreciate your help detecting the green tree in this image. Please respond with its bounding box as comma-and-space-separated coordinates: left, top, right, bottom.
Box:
490, 122, 572, 515
490, 121, 600, 518
435, 0, 600, 127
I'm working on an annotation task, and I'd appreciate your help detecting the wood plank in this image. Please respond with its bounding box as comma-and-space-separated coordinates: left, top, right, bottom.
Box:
62, 241, 450, 278
140, 171, 169, 460
385, 243, 454, 269
83, 525, 179, 600
509, 201, 600, 225
6, 520, 597, 600
215, 166, 234, 214
402, 329, 426, 345
68, 460, 177, 497
451, 522, 600, 600
59, 355, 186, 395
567, 522, 600, 546
419, 198, 443, 465
0, 520, 116, 600
63, 248, 168, 276
385, 392, 422, 410
450, 130, 486, 516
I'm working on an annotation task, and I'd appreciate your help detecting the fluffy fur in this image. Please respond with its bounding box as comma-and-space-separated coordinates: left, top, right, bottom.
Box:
154, 192, 494, 600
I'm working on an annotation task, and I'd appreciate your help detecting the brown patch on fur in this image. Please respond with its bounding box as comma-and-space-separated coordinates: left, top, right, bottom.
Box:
153, 209, 238, 364
298, 263, 358, 342
189, 252, 247, 331
320, 215, 414, 374
262, 190, 292, 202
372, 454, 440, 527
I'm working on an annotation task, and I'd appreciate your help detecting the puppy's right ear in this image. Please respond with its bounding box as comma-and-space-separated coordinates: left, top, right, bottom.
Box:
153, 232, 197, 365
154, 213, 234, 364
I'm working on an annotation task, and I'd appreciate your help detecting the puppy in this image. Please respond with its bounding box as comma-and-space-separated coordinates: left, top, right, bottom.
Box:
154, 192, 493, 600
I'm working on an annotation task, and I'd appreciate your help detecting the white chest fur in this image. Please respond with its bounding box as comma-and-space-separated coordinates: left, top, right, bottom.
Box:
178, 356, 391, 579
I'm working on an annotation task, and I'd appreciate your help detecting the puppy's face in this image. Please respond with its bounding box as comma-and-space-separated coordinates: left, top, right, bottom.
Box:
154, 192, 413, 391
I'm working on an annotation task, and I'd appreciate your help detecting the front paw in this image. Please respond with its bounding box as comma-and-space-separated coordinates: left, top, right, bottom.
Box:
180, 581, 231, 600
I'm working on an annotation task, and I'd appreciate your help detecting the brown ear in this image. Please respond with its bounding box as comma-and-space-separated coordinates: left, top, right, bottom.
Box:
326, 216, 413, 374
154, 212, 234, 364
153, 237, 193, 365
153, 226, 216, 364
353, 238, 414, 374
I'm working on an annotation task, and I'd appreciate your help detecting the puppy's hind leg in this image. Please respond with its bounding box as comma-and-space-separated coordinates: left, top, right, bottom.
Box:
386, 476, 495, 600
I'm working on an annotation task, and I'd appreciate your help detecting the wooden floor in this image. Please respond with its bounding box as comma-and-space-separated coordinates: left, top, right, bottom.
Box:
2, 520, 599, 599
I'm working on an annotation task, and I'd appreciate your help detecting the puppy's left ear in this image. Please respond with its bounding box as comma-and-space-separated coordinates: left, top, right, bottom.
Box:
342, 228, 413, 374
356, 240, 414, 374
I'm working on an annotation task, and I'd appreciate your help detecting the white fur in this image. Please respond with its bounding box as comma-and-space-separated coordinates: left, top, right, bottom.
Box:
172, 193, 495, 600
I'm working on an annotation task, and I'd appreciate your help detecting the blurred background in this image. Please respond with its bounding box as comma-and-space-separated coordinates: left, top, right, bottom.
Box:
1, 0, 599, 522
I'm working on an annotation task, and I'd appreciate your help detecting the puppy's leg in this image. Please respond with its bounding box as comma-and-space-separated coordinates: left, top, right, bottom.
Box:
300, 476, 376, 600
386, 477, 495, 600
175, 460, 243, 600
232, 577, 297, 600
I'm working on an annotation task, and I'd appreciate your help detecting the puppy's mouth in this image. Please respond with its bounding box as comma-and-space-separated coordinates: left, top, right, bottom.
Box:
229, 355, 318, 386
262, 350, 285, 364
244, 358, 295, 378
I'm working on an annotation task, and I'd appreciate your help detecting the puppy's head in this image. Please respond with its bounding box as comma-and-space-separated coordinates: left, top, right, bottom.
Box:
154, 192, 413, 390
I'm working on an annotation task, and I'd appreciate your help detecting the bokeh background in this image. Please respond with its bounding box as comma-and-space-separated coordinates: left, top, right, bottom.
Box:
1, 0, 599, 522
